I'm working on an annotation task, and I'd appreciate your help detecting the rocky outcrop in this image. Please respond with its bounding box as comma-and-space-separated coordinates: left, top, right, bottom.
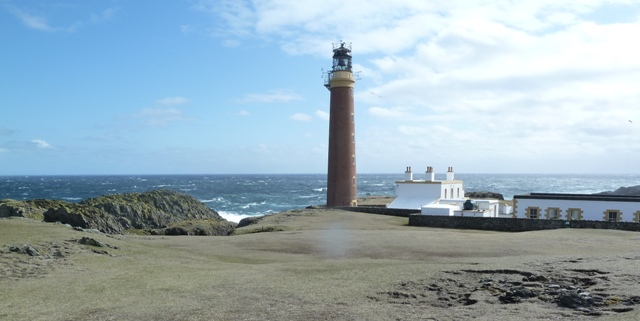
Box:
465, 191, 505, 200
237, 216, 264, 228
1, 190, 233, 235
596, 185, 640, 196
0, 199, 63, 221
43, 203, 125, 234
80, 190, 226, 230
148, 218, 236, 236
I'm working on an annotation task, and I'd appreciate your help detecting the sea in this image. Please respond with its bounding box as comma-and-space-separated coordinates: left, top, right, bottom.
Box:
2, 173, 640, 223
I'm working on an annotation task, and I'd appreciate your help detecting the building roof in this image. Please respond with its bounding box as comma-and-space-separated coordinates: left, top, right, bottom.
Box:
514, 193, 640, 202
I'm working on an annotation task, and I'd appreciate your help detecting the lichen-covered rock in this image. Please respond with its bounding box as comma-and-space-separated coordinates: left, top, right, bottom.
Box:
43, 203, 124, 234
2, 190, 233, 235
0, 199, 52, 221
81, 190, 225, 230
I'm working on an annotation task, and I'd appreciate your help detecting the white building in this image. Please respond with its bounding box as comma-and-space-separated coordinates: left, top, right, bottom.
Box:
387, 166, 507, 217
513, 193, 640, 222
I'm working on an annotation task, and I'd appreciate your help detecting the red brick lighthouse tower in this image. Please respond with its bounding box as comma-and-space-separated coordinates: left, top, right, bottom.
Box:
325, 42, 357, 207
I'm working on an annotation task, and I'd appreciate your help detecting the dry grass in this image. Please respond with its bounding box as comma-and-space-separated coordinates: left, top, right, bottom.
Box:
2, 210, 640, 321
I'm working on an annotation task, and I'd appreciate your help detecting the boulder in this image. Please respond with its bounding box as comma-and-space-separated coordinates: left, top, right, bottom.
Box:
8, 244, 41, 256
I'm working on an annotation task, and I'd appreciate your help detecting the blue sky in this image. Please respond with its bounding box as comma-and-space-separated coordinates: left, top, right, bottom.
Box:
2, 0, 640, 175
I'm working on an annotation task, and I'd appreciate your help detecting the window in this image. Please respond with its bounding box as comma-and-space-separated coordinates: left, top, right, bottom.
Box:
568, 208, 582, 221
604, 210, 621, 222
444, 189, 447, 199
457, 188, 460, 198
547, 208, 559, 220
528, 208, 539, 219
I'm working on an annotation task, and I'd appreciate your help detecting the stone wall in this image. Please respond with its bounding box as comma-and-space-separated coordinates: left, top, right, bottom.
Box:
408, 215, 567, 232
345, 206, 640, 232
341, 206, 419, 217
569, 220, 640, 232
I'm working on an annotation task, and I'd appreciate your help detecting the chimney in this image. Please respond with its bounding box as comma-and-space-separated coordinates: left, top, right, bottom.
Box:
446, 167, 455, 181
425, 166, 434, 181
405, 166, 413, 181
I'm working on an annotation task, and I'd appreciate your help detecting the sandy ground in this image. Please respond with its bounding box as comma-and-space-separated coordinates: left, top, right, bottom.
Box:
2, 206, 640, 321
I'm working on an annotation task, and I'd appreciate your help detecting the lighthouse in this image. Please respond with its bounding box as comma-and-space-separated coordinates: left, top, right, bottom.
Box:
324, 42, 357, 207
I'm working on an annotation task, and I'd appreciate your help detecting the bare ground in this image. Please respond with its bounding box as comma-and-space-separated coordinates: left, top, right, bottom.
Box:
2, 207, 640, 321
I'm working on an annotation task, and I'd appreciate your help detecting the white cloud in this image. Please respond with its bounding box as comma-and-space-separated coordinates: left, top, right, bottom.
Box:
157, 96, 190, 105
290, 113, 312, 122
180, 1, 640, 172
315, 110, 330, 121
238, 110, 251, 116
6, 6, 54, 31
31, 139, 53, 149
238, 90, 302, 103
4, 4, 118, 32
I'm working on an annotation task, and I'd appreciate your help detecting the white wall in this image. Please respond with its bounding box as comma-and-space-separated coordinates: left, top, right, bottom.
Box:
388, 182, 443, 209
515, 198, 640, 222
439, 182, 464, 200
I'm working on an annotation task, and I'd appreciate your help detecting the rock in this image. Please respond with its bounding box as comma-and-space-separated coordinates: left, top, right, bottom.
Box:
76, 237, 105, 247
557, 291, 595, 310
525, 274, 548, 282
149, 218, 236, 236
81, 190, 226, 230
0, 199, 50, 220
43, 204, 124, 234
464, 191, 504, 200
2, 190, 234, 235
596, 185, 640, 196
237, 216, 264, 228
9, 244, 41, 256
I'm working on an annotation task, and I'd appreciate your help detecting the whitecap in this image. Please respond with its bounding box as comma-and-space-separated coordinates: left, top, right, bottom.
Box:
200, 197, 225, 203
218, 211, 264, 223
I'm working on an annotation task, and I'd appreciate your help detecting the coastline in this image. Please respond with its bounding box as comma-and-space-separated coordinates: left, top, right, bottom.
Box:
2, 206, 640, 320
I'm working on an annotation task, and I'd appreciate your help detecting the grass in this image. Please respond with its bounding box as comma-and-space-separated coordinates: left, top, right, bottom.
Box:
2, 211, 640, 321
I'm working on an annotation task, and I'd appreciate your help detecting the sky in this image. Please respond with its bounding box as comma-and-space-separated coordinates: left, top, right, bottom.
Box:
1, 0, 640, 175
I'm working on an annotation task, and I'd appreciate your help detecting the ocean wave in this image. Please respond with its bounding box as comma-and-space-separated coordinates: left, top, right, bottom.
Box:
312, 188, 325, 192
218, 211, 264, 223
240, 201, 266, 209
62, 197, 82, 201
200, 197, 225, 203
